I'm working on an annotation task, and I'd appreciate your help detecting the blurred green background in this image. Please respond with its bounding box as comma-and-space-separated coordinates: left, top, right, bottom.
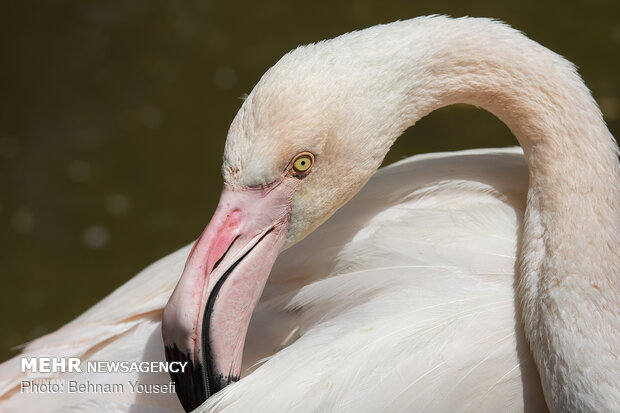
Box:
1, 0, 619, 362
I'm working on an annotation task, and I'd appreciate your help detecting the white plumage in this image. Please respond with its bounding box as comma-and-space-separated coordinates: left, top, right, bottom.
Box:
1, 148, 547, 412
206, 148, 547, 412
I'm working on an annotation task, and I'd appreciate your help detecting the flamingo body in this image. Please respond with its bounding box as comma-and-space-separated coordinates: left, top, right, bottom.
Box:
2, 148, 547, 412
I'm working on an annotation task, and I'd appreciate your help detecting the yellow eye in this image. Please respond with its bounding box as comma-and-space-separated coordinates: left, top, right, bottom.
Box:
292, 153, 314, 174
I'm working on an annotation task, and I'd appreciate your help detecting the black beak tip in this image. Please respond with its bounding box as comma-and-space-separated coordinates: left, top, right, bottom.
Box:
164, 344, 240, 412
164, 344, 208, 412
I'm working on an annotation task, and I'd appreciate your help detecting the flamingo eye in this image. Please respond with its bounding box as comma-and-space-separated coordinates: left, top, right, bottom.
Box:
292, 153, 314, 174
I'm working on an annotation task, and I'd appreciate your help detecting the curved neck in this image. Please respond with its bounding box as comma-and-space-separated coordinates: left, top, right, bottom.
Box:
363, 17, 620, 412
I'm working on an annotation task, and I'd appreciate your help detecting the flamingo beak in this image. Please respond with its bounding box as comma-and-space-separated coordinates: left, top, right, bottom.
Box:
161, 177, 299, 412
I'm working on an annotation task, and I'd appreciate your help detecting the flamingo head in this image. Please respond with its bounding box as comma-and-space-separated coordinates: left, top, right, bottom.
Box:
161, 36, 403, 411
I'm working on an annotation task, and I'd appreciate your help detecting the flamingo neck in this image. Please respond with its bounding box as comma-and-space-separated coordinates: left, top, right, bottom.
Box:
374, 17, 620, 411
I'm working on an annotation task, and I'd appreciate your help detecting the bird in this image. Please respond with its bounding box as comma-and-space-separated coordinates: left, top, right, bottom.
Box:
2, 15, 619, 413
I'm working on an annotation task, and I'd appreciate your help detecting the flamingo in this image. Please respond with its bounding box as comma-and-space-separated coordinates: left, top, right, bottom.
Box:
1, 15, 619, 413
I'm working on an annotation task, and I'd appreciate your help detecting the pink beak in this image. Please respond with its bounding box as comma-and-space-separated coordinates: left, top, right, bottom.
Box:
162, 177, 299, 412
